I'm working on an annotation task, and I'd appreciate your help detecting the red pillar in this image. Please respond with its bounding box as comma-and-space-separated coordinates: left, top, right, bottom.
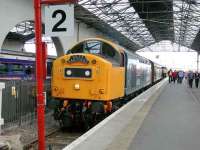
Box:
34, 1, 77, 149
34, 0, 46, 149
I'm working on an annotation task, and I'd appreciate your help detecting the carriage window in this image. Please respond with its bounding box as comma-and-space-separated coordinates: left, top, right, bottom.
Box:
25, 65, 33, 75
11, 64, 24, 73
0, 63, 8, 74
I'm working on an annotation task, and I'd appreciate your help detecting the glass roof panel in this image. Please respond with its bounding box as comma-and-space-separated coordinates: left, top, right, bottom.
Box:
79, 0, 155, 47
173, 0, 200, 48
10, 21, 35, 36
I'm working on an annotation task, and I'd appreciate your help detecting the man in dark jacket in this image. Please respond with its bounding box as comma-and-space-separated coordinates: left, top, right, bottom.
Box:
194, 72, 200, 88
188, 71, 194, 88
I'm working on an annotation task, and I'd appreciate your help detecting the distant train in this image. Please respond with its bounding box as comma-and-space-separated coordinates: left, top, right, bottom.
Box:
51, 38, 167, 128
0, 52, 54, 80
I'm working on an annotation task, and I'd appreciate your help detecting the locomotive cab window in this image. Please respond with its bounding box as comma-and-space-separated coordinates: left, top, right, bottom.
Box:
69, 40, 121, 66
102, 42, 120, 66
68, 43, 84, 54
84, 41, 101, 54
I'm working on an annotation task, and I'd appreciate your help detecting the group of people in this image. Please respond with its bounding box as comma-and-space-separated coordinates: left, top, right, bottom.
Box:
168, 69, 184, 84
168, 69, 200, 88
187, 71, 200, 88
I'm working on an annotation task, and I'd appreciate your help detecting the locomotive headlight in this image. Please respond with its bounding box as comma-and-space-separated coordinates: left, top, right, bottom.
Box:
85, 70, 90, 76
74, 83, 80, 90
66, 70, 72, 76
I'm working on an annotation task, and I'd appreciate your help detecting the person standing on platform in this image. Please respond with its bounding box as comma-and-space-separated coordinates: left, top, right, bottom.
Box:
188, 71, 194, 88
178, 71, 184, 84
172, 70, 177, 83
194, 71, 200, 88
168, 69, 173, 83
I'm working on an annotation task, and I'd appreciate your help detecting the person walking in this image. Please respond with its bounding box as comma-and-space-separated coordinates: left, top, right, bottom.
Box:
172, 70, 177, 83
168, 69, 173, 83
194, 71, 200, 88
188, 71, 194, 88
178, 71, 184, 84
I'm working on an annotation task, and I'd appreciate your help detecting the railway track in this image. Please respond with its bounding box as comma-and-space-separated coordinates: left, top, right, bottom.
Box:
24, 129, 83, 150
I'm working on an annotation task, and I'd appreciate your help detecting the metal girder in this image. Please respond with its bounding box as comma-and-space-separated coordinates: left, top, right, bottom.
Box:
173, 0, 200, 50
78, 0, 200, 52
129, 0, 174, 42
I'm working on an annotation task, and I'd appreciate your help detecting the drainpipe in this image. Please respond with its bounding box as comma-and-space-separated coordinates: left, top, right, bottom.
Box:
0, 82, 5, 134
77, 21, 80, 42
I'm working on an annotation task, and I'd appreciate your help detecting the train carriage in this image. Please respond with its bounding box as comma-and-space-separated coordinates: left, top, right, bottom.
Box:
0, 53, 54, 80
152, 62, 163, 83
124, 51, 152, 96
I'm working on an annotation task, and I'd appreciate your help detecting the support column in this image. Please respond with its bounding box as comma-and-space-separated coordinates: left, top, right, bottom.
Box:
34, 0, 45, 149
77, 21, 80, 42
0, 82, 5, 133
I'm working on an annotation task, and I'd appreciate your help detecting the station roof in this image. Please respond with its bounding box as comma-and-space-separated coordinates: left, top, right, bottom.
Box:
75, 5, 141, 50
78, 0, 200, 52
6, 0, 200, 53
129, 0, 174, 42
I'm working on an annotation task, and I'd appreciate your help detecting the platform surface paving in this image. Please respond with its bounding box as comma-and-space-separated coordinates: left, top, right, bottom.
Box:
129, 81, 200, 150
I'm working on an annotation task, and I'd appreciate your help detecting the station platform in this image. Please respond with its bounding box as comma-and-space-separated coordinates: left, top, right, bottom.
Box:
127, 80, 200, 150
64, 79, 200, 150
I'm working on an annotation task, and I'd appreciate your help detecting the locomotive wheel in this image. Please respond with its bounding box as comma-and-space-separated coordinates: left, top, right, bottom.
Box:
60, 109, 73, 128
82, 102, 105, 130
82, 109, 93, 130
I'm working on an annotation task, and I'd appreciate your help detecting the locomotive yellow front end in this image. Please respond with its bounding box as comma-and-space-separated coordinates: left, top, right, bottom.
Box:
52, 53, 124, 101
52, 38, 125, 128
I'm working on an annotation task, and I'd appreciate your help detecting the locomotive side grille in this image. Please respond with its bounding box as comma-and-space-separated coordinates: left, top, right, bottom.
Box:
64, 68, 92, 78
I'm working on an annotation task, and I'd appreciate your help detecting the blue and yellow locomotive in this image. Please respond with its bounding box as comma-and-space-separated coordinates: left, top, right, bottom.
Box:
51, 38, 165, 127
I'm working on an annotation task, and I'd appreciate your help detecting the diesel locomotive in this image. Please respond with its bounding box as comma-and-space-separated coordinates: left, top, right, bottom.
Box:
51, 38, 166, 128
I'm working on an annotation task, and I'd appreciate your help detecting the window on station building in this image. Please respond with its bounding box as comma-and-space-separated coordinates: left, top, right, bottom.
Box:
0, 63, 8, 74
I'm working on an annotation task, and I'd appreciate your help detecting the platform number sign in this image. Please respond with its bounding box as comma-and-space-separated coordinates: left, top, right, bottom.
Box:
45, 5, 74, 37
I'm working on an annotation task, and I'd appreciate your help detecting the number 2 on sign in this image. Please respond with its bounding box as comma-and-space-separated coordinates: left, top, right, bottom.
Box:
52, 10, 67, 32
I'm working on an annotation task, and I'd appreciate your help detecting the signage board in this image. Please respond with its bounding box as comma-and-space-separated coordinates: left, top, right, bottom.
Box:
45, 4, 74, 36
